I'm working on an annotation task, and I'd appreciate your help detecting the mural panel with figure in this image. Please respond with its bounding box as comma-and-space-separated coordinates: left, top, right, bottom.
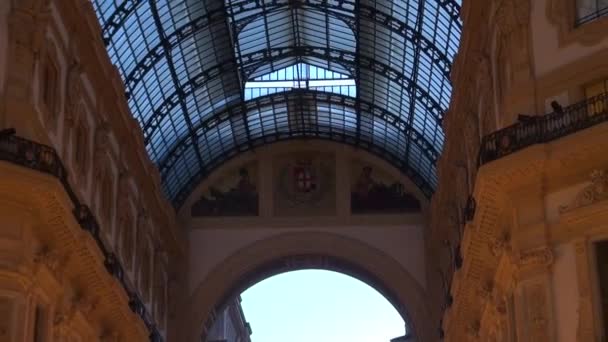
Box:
351, 162, 420, 214
191, 163, 258, 217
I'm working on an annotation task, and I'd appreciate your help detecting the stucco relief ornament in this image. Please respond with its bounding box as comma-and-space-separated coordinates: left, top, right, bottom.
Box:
560, 170, 608, 213
73, 293, 99, 316
466, 320, 481, 339
517, 247, 554, 268
34, 246, 66, 277
489, 231, 511, 257
477, 280, 494, 304
493, 293, 507, 316
100, 330, 120, 342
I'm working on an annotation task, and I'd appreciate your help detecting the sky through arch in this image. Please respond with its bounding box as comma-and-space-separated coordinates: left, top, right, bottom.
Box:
240, 270, 407, 342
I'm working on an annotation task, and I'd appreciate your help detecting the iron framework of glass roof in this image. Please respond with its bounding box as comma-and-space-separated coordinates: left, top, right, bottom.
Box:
92, 0, 462, 208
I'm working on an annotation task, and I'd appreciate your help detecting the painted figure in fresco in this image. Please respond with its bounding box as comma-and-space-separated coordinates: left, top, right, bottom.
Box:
191, 167, 258, 216
236, 167, 255, 194
351, 165, 421, 214
354, 166, 375, 197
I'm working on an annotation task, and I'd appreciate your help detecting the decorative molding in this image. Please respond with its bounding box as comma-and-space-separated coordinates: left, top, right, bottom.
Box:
560, 169, 608, 213
523, 283, 550, 341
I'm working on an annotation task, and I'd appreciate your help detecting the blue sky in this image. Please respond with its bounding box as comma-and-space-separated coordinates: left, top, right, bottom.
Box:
240, 270, 406, 342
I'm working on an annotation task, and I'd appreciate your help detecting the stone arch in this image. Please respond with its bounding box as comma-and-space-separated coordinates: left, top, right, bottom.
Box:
184, 231, 432, 341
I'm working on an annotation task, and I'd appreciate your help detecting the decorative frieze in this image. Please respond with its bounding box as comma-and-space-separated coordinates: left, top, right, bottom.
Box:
560, 169, 608, 213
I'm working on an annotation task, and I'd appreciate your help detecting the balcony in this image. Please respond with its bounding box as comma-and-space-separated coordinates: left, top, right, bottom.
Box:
0, 132, 163, 341
479, 93, 608, 165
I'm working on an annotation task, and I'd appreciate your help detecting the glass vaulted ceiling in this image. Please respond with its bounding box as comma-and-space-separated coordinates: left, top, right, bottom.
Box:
92, 0, 461, 208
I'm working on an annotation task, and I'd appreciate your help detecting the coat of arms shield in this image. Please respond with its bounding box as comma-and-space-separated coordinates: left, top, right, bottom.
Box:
278, 157, 330, 206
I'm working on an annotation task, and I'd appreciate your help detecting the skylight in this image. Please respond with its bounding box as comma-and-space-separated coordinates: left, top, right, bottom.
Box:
91, 0, 462, 207
244, 63, 356, 100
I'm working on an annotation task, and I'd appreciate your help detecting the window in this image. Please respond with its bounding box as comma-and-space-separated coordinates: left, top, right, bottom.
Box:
73, 119, 89, 176
41, 55, 59, 123
119, 210, 134, 270
33, 305, 47, 342
244, 63, 356, 101
584, 78, 608, 115
100, 172, 114, 227
577, 0, 608, 25
596, 240, 608, 338
139, 243, 152, 302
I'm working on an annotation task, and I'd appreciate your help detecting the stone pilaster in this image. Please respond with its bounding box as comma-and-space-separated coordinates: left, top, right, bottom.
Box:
573, 239, 597, 342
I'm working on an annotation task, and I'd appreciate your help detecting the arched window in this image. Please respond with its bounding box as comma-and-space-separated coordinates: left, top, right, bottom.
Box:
41, 41, 60, 129
244, 63, 356, 100
118, 208, 134, 270
100, 171, 114, 228
154, 262, 167, 328
139, 243, 152, 302
73, 117, 89, 177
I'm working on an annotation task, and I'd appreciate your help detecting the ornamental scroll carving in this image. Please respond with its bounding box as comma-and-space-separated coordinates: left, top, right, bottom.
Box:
560, 169, 608, 213
517, 247, 554, 268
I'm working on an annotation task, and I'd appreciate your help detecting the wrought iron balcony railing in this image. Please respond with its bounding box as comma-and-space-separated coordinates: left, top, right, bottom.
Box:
0, 133, 162, 342
479, 92, 608, 165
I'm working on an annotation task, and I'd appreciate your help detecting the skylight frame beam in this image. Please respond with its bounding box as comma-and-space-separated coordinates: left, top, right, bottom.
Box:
148, 0, 205, 171
139, 45, 446, 145
116, 1, 453, 96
